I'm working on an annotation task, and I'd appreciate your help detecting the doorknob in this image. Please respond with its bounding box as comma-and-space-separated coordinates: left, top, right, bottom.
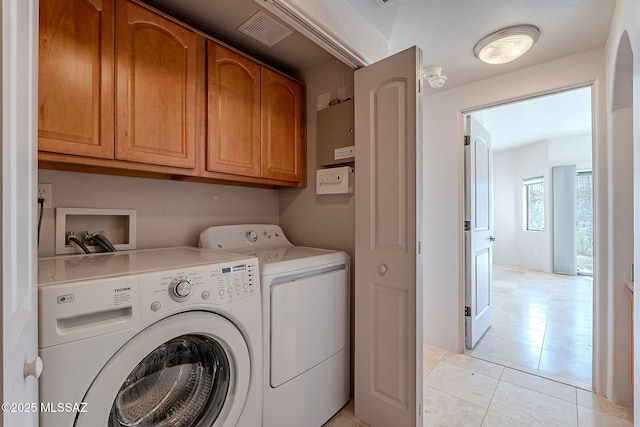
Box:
24, 356, 43, 379
490, 236, 496, 242
378, 265, 388, 275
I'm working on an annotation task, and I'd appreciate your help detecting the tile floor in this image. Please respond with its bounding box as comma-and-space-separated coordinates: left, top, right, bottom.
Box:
323, 264, 630, 426
466, 264, 593, 388
323, 344, 634, 426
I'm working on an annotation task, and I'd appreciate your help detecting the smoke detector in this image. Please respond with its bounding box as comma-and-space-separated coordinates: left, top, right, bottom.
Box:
238, 11, 293, 47
423, 66, 447, 89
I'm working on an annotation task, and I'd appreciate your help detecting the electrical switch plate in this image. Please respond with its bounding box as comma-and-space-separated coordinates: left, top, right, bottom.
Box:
38, 183, 52, 208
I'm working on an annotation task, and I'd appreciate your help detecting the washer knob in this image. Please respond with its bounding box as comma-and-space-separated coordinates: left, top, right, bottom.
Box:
171, 278, 193, 299
245, 231, 258, 242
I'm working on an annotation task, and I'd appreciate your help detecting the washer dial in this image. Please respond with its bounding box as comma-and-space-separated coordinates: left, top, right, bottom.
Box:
245, 230, 258, 242
170, 276, 193, 300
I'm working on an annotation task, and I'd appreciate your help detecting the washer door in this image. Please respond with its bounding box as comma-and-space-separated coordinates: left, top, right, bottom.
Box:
75, 311, 250, 427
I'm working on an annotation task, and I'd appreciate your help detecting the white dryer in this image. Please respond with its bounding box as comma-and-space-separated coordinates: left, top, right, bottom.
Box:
38, 247, 262, 427
199, 224, 350, 427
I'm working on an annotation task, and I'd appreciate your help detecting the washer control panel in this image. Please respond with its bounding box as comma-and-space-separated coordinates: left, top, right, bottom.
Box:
139, 257, 259, 322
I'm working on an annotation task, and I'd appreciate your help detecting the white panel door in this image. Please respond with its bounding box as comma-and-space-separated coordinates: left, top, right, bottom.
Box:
464, 116, 494, 348
354, 46, 423, 427
2, 0, 40, 425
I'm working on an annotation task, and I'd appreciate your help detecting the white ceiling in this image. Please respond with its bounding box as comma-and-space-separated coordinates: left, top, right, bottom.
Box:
472, 86, 593, 151
344, 0, 615, 89
142, 0, 611, 148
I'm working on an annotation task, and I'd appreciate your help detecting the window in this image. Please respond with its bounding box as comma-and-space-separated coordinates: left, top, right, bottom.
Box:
576, 171, 593, 275
524, 177, 544, 231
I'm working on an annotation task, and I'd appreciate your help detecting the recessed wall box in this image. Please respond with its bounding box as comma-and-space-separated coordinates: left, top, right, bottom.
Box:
55, 208, 137, 254
316, 166, 354, 194
317, 99, 354, 167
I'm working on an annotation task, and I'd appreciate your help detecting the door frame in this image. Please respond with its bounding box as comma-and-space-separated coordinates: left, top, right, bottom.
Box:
459, 84, 597, 384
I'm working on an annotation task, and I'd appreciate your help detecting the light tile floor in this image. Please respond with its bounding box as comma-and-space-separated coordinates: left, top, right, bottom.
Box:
323, 344, 634, 426
324, 265, 630, 426
466, 264, 594, 388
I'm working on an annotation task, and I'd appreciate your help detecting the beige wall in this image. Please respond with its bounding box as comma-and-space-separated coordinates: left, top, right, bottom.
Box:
280, 59, 355, 264
280, 58, 356, 390
37, 169, 279, 257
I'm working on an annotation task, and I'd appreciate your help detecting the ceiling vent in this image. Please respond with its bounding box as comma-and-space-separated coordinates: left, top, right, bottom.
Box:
238, 11, 293, 47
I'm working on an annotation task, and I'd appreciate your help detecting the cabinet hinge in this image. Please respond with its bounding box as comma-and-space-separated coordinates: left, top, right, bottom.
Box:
465, 306, 471, 317
464, 135, 470, 146
464, 221, 471, 231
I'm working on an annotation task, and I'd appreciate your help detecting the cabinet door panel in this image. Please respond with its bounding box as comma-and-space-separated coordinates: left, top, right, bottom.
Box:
207, 42, 261, 177
116, 0, 198, 169
38, 0, 114, 158
261, 68, 304, 183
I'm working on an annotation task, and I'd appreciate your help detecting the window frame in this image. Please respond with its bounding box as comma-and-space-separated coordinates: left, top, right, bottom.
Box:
523, 176, 545, 232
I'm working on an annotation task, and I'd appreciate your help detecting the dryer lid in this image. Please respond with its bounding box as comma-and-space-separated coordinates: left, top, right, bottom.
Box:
251, 246, 348, 275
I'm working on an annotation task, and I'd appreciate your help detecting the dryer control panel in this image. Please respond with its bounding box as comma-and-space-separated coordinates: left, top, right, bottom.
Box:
199, 224, 293, 252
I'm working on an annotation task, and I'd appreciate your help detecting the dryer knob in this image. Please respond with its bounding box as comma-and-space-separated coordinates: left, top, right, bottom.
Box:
245, 231, 258, 242
172, 279, 193, 298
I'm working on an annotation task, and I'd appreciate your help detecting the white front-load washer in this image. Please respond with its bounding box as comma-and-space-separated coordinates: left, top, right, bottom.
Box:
199, 225, 350, 427
37, 247, 262, 427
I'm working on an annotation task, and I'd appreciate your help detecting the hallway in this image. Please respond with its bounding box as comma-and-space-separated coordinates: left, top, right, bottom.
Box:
467, 264, 593, 388
324, 345, 632, 426
421, 344, 632, 426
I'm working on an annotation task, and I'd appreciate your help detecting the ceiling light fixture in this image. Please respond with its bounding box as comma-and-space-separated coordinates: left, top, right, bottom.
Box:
473, 25, 540, 65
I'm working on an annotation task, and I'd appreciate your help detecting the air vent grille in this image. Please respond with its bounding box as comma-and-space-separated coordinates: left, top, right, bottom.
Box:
238, 11, 293, 47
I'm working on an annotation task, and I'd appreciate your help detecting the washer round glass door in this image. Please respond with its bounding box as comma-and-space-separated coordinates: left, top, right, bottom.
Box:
75, 311, 251, 427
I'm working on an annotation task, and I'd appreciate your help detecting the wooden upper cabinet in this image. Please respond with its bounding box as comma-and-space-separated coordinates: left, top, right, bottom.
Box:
38, 0, 305, 186
38, 0, 115, 158
115, 0, 201, 169
207, 42, 261, 177
261, 67, 304, 183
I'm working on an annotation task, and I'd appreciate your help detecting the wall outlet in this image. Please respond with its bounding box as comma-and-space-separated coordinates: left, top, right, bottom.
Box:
38, 183, 52, 208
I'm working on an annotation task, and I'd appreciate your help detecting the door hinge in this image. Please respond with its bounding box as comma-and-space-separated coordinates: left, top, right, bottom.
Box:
464, 221, 471, 231
418, 403, 422, 415
418, 241, 421, 254
465, 306, 471, 317
464, 135, 470, 146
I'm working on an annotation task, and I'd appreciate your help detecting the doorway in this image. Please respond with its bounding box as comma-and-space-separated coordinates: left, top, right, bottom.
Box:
463, 87, 594, 388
